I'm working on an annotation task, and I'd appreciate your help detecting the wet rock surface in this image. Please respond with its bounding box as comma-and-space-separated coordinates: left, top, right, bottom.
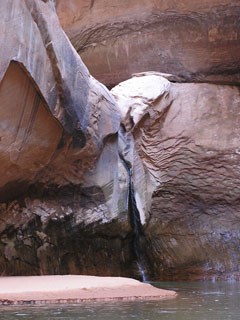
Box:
0, 183, 131, 276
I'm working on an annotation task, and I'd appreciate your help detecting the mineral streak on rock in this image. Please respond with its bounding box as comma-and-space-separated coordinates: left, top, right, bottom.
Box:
1, 0, 240, 282
0, 0, 130, 277
0, 0, 121, 194
56, 0, 240, 87
112, 72, 240, 280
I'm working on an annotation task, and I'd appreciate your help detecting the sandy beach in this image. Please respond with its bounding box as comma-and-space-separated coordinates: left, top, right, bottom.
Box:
0, 275, 176, 305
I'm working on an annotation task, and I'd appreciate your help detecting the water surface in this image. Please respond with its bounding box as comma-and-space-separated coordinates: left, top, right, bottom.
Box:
1, 282, 240, 320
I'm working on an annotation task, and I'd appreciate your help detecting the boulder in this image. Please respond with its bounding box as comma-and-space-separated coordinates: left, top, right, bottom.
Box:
112, 72, 240, 280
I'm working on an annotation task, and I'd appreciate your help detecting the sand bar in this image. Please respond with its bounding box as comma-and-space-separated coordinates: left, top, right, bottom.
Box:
0, 275, 176, 305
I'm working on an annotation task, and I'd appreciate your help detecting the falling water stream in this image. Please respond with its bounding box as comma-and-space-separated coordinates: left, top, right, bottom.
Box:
119, 153, 147, 282
127, 166, 147, 282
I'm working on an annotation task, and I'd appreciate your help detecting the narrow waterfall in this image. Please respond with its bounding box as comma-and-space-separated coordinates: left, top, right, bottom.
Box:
120, 154, 147, 282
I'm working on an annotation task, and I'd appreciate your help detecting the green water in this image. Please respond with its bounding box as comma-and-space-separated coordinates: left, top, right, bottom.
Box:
1, 282, 240, 319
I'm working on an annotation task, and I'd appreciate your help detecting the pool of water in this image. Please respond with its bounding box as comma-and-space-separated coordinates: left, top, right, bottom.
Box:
1, 282, 240, 320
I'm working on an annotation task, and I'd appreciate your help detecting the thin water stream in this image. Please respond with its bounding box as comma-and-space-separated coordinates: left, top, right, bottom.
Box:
1, 282, 240, 319
127, 166, 147, 282
119, 153, 147, 281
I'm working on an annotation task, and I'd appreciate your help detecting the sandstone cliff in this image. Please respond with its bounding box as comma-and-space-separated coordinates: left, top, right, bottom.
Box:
56, 0, 240, 87
0, 0, 132, 277
1, 0, 240, 281
112, 72, 240, 280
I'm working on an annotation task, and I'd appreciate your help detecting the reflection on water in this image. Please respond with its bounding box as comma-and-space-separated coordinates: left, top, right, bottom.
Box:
1, 282, 240, 320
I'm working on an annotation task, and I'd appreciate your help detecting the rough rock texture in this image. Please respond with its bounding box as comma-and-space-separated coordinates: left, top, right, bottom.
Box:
112, 73, 240, 281
0, 0, 135, 277
2, 0, 240, 282
56, 0, 240, 87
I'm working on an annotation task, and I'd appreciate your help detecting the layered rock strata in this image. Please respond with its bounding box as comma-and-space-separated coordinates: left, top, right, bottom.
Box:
112, 73, 240, 280
56, 0, 240, 87
1, 0, 240, 282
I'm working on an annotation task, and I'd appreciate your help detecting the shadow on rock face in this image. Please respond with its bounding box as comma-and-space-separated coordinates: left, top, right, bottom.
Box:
0, 61, 63, 202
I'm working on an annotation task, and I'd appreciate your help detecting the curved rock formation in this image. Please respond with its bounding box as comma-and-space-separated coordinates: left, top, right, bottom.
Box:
56, 0, 240, 87
1, 0, 240, 282
112, 72, 240, 280
0, 0, 120, 192
0, 61, 62, 201
0, 0, 132, 277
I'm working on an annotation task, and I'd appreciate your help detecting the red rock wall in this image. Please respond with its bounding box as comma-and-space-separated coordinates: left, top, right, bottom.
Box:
112, 73, 240, 281
57, 0, 240, 87
0, 0, 130, 278
1, 0, 240, 281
